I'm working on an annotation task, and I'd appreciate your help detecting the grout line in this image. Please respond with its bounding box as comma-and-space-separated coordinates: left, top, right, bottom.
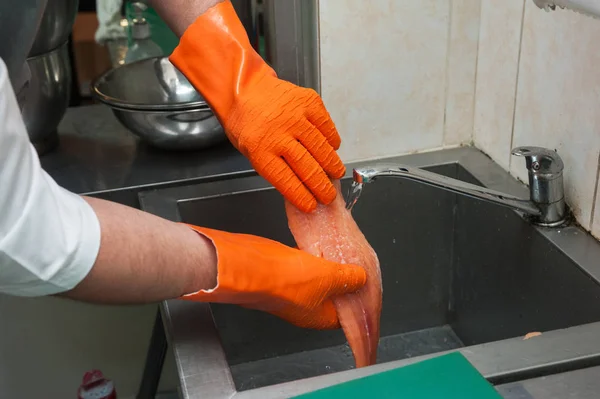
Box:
471, 0, 483, 147
589, 151, 600, 228
509, 0, 527, 173
442, 0, 454, 145
315, 0, 322, 94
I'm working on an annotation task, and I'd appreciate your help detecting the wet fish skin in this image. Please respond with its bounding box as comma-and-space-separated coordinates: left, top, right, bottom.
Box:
285, 179, 382, 368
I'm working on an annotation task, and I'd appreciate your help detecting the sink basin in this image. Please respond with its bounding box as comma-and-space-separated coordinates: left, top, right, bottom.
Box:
139, 147, 600, 399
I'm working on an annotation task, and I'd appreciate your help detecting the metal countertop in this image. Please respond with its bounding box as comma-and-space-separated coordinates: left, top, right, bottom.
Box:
40, 104, 253, 206
498, 366, 600, 398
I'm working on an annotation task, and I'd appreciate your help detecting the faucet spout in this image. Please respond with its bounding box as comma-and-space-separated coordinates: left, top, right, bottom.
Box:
348, 147, 566, 227
350, 164, 542, 215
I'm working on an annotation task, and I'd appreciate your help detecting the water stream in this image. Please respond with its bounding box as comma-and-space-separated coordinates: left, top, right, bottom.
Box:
345, 182, 363, 211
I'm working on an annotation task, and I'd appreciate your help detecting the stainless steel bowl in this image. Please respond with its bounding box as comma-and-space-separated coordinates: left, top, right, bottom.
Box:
91, 57, 227, 150
29, 0, 79, 57
21, 41, 72, 154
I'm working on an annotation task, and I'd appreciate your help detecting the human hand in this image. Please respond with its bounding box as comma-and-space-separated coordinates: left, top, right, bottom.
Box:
170, 1, 345, 213
224, 74, 346, 213
182, 225, 367, 329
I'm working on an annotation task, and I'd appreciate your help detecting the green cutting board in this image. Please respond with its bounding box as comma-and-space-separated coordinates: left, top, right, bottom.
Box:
293, 352, 502, 399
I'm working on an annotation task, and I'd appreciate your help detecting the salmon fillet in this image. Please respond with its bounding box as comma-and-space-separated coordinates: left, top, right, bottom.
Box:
284, 179, 382, 368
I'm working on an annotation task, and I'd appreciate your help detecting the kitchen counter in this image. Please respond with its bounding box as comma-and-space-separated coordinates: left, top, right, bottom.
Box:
40, 104, 253, 206
42, 105, 600, 399
498, 366, 600, 398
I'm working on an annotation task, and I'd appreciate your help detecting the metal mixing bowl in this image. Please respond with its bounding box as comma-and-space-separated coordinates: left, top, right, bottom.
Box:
91, 57, 226, 150
29, 0, 79, 57
21, 41, 72, 155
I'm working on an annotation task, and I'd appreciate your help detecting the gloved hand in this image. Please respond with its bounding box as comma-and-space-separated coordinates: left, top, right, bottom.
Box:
169, 1, 345, 213
182, 224, 367, 329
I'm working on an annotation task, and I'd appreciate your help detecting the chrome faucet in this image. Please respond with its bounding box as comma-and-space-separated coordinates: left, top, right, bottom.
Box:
347, 146, 566, 227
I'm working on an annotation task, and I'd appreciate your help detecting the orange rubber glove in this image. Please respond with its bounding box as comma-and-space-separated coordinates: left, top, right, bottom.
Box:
182, 225, 367, 329
169, 1, 345, 213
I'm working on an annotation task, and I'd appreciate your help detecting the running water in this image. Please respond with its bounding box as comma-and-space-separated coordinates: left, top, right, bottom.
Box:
345, 182, 363, 211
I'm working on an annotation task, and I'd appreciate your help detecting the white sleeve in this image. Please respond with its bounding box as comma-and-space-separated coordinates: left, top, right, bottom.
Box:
0, 57, 101, 296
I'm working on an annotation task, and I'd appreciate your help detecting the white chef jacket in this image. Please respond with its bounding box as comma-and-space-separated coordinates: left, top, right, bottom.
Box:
0, 57, 101, 296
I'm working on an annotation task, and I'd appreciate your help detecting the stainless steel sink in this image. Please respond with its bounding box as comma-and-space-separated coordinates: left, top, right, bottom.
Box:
139, 147, 600, 399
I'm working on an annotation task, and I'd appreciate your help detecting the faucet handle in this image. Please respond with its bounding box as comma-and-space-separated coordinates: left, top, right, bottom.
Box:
511, 146, 564, 175
512, 146, 565, 224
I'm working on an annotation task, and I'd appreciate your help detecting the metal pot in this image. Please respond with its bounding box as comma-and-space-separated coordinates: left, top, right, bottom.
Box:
29, 0, 79, 57
91, 57, 227, 151
110, 106, 226, 150
21, 41, 72, 154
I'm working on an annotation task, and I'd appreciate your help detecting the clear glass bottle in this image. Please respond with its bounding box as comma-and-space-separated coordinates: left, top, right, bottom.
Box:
124, 2, 164, 63
125, 1, 179, 56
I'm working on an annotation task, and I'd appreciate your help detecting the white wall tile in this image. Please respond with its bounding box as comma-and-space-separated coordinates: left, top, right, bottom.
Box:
512, 3, 600, 229
319, 0, 450, 162
473, 0, 525, 170
444, 0, 481, 146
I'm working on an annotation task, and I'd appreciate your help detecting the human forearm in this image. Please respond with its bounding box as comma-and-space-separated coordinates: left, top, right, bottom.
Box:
168, 2, 345, 212
147, 0, 224, 37
62, 197, 217, 304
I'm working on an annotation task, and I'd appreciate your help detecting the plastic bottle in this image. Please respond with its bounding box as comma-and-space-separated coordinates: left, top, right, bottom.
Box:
77, 370, 117, 399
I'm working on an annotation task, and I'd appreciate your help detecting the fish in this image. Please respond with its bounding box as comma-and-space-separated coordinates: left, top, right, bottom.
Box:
284, 179, 382, 368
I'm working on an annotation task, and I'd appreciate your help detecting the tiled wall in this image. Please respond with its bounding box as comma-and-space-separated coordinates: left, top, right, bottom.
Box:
474, 0, 600, 236
319, 0, 480, 162
320, 0, 600, 238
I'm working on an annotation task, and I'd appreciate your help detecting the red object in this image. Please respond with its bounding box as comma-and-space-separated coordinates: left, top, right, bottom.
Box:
77, 370, 116, 399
